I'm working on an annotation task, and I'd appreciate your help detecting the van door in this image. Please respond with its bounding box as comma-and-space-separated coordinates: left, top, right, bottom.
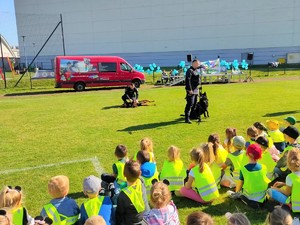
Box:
98, 62, 118, 85
119, 61, 133, 85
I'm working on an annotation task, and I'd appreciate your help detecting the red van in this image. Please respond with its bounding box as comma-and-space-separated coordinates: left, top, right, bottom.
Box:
55, 56, 145, 91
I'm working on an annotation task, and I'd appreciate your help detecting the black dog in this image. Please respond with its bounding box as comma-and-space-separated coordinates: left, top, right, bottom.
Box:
190, 92, 209, 122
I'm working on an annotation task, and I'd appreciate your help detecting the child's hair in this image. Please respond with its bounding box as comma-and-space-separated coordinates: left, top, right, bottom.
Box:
115, 144, 127, 158
197, 149, 205, 173
136, 150, 150, 165
84, 215, 106, 225
247, 126, 258, 138
225, 128, 237, 148
124, 160, 141, 183
168, 145, 180, 161
226, 213, 251, 225
207, 133, 220, 160
190, 148, 201, 163
48, 175, 69, 199
201, 143, 215, 165
266, 206, 293, 225
150, 181, 171, 209
186, 211, 214, 225
255, 136, 269, 150
287, 148, 300, 172
0, 209, 12, 225
140, 137, 153, 152
0, 186, 22, 208
253, 122, 268, 133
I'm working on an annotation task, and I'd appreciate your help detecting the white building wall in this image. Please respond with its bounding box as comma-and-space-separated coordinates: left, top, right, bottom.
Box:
14, 0, 300, 67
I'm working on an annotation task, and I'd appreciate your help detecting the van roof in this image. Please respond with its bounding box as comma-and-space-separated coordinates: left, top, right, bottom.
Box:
56, 56, 124, 60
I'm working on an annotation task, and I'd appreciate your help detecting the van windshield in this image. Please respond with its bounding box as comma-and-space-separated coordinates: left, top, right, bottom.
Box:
120, 63, 132, 71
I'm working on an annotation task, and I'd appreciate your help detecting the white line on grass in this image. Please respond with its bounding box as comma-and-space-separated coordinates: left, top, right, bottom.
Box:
0, 157, 105, 175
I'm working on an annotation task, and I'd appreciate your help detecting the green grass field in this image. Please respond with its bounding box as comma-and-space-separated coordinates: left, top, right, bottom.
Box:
0, 75, 300, 224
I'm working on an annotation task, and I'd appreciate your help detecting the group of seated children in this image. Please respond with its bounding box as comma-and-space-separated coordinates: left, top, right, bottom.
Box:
0, 116, 299, 225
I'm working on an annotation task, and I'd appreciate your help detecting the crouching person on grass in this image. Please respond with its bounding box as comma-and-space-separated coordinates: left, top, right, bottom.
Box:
116, 160, 150, 225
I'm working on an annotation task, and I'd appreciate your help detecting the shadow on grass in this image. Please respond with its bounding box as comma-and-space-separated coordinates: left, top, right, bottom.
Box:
118, 118, 184, 132
4, 86, 124, 97
102, 105, 122, 110
263, 110, 300, 117
67, 191, 86, 200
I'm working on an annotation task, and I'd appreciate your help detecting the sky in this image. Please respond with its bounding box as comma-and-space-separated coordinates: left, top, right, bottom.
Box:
0, 0, 18, 46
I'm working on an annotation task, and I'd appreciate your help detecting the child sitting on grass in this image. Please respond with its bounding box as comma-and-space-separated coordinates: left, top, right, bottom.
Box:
255, 136, 277, 180
101, 144, 128, 194
180, 148, 219, 204
116, 160, 150, 225
231, 144, 270, 209
274, 126, 300, 180
40, 175, 80, 225
0, 186, 34, 225
136, 150, 159, 199
221, 136, 246, 188
268, 148, 300, 214
80, 175, 113, 225
160, 145, 186, 194
142, 182, 180, 225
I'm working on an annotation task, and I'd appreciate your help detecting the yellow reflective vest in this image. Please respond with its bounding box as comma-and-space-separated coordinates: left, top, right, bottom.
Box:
115, 160, 126, 184
241, 164, 270, 203
192, 163, 219, 202
288, 172, 300, 212
269, 130, 285, 143
259, 151, 276, 180
122, 179, 145, 213
142, 170, 159, 199
43, 203, 79, 225
227, 151, 245, 184
12, 207, 24, 225
160, 159, 186, 191
83, 196, 105, 218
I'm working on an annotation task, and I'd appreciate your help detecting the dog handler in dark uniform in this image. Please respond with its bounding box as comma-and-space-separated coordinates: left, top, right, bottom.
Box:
122, 83, 139, 107
184, 59, 201, 124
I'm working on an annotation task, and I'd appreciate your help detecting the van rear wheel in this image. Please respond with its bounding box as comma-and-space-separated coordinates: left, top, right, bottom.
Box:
74, 82, 85, 91
132, 79, 141, 88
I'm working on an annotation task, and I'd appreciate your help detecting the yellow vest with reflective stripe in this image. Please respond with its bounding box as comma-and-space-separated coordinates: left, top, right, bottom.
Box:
269, 130, 285, 143
192, 163, 219, 202
122, 179, 145, 213
142, 169, 159, 199
160, 159, 186, 191
83, 196, 105, 218
115, 160, 126, 184
289, 173, 300, 212
259, 151, 276, 180
241, 164, 270, 203
209, 162, 221, 187
12, 207, 23, 225
43, 203, 79, 225
227, 151, 245, 184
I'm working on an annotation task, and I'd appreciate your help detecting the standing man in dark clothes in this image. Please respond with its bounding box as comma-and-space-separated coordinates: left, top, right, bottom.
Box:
122, 83, 139, 107
184, 59, 201, 124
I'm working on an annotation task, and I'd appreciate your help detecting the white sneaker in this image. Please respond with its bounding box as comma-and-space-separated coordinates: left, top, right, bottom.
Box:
293, 217, 300, 225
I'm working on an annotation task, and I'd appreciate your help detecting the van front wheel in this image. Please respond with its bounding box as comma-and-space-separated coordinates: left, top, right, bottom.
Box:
74, 82, 85, 91
132, 79, 141, 88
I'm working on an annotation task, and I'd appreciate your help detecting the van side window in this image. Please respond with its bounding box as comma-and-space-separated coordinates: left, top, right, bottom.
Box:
120, 63, 131, 72
99, 62, 117, 72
